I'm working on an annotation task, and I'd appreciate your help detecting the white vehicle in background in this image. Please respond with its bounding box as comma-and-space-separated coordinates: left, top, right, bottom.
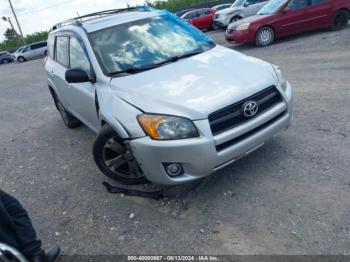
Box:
14, 41, 47, 63
212, 3, 233, 11
214, 0, 268, 28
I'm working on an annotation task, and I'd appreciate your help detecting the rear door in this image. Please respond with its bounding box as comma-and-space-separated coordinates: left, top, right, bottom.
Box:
305, 0, 331, 29
276, 0, 310, 36
196, 9, 214, 29
51, 35, 71, 110
185, 11, 201, 28
30, 43, 43, 58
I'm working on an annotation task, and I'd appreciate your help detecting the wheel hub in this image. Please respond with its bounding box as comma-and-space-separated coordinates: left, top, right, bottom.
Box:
102, 137, 143, 179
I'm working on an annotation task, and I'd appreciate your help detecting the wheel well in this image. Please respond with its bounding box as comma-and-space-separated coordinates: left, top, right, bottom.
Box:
338, 8, 350, 17
230, 15, 242, 21
256, 25, 276, 37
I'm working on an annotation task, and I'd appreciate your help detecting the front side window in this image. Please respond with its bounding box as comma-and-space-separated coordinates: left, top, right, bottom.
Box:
258, 0, 288, 15
89, 14, 215, 75
23, 46, 31, 52
288, 0, 309, 10
55, 36, 69, 67
69, 37, 91, 78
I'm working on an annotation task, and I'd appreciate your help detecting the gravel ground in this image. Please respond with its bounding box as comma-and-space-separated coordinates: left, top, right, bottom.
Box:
0, 26, 350, 256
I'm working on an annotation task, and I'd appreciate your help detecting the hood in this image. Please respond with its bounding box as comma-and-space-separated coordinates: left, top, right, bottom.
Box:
216, 6, 241, 15
229, 15, 271, 29
110, 45, 277, 120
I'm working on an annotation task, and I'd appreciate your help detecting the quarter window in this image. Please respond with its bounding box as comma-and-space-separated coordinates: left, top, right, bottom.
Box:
69, 37, 91, 77
55, 36, 69, 67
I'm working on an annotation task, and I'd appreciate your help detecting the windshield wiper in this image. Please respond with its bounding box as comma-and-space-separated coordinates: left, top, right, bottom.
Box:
109, 50, 203, 77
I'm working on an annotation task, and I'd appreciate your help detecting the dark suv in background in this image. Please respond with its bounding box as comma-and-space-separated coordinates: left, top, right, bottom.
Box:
0, 51, 13, 64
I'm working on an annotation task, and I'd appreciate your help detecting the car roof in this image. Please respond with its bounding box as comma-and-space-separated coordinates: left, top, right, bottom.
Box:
82, 11, 158, 32
52, 7, 160, 34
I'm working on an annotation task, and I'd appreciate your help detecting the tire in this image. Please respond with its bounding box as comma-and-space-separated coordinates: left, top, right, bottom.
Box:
230, 16, 242, 24
93, 125, 147, 185
2, 59, 9, 64
17, 56, 25, 63
255, 26, 275, 47
330, 10, 349, 31
56, 98, 82, 128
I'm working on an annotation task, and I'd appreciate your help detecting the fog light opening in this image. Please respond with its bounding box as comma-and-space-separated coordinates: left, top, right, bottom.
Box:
164, 163, 183, 177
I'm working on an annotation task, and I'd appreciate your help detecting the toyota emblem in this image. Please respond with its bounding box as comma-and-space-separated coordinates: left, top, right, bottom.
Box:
242, 100, 258, 117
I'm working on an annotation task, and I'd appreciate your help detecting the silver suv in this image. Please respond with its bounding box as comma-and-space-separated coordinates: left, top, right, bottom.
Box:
14, 41, 47, 63
214, 0, 268, 28
45, 7, 293, 185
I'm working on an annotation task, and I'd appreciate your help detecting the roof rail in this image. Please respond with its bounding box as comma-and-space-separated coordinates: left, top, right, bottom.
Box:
52, 6, 152, 31
52, 19, 82, 30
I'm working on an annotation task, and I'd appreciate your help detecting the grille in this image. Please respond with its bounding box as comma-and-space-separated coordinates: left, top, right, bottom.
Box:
209, 86, 282, 136
215, 111, 286, 152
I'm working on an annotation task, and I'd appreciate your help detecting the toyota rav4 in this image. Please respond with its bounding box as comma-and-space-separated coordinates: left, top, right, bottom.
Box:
45, 7, 293, 185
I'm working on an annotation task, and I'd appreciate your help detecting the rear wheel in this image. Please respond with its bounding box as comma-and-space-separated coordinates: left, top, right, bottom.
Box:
17, 56, 25, 63
93, 125, 147, 185
56, 98, 82, 128
330, 10, 349, 31
256, 26, 275, 47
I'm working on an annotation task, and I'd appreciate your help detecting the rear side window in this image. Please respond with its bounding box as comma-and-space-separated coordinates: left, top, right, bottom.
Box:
311, 0, 325, 4
55, 36, 69, 67
199, 10, 211, 16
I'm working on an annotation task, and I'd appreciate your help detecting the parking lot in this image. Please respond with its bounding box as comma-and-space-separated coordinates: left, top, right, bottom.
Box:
1, 27, 350, 255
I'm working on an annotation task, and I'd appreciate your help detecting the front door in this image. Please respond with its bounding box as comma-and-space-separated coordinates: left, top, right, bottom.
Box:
275, 0, 310, 37
65, 36, 99, 131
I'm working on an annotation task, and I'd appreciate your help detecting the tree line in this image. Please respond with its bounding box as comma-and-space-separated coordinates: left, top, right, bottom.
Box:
0, 29, 49, 52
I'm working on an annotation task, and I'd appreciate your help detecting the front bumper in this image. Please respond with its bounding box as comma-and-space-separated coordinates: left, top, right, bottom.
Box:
226, 28, 254, 44
214, 17, 229, 28
129, 83, 293, 185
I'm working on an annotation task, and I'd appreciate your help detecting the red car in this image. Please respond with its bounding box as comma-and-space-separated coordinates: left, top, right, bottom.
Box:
226, 0, 350, 46
181, 8, 216, 30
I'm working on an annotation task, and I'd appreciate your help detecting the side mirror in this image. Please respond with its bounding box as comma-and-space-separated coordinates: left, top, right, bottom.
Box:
65, 68, 90, 83
244, 1, 250, 7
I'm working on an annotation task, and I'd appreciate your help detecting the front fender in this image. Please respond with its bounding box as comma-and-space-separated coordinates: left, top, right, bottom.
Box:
97, 88, 146, 139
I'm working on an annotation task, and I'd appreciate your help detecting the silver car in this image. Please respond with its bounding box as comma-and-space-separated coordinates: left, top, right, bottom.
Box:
14, 41, 47, 63
45, 7, 293, 185
214, 0, 269, 28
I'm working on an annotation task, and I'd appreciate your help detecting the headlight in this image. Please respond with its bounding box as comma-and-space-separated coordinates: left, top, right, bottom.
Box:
236, 22, 250, 31
137, 114, 199, 140
273, 65, 287, 91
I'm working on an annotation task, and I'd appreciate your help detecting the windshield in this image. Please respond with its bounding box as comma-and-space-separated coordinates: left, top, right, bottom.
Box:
89, 13, 215, 75
258, 0, 287, 15
231, 0, 245, 8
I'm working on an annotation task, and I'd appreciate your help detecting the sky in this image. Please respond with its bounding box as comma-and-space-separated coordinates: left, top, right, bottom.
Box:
0, 0, 151, 42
